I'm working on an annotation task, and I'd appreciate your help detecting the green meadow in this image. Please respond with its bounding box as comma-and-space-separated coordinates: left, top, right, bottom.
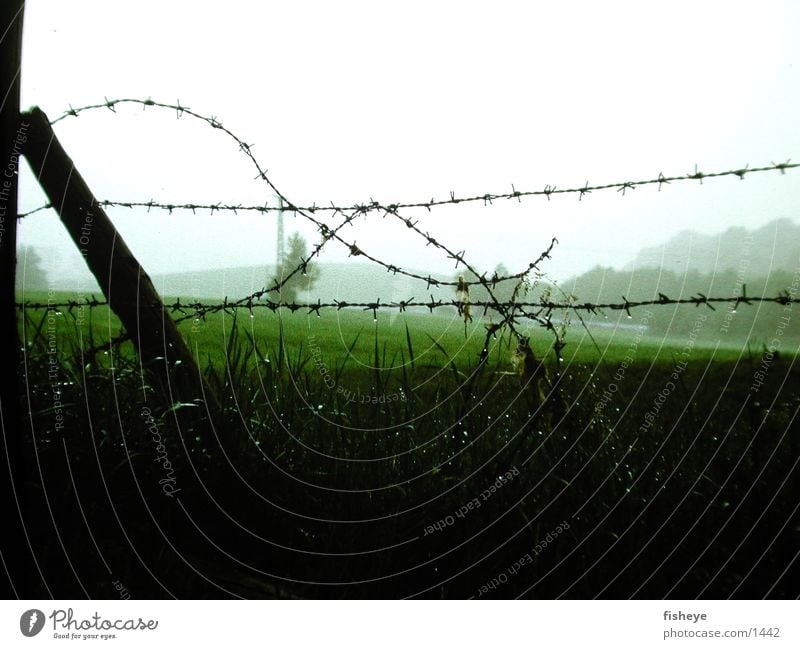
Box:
20, 290, 771, 372
15, 289, 799, 598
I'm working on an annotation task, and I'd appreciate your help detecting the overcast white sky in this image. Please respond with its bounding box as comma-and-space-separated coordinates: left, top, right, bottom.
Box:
16, 0, 800, 286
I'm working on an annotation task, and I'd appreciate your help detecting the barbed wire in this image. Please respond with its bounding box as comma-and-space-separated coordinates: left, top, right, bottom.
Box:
26, 97, 563, 292
17, 204, 53, 218
17, 159, 799, 222
22, 96, 569, 367
35, 97, 798, 214
17, 290, 797, 370
17, 197, 551, 292
21, 99, 799, 297
16, 291, 799, 319
19, 97, 800, 368
23, 98, 800, 293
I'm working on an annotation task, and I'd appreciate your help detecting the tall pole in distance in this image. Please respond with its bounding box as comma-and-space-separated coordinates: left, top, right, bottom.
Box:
276, 196, 285, 269
273, 195, 285, 297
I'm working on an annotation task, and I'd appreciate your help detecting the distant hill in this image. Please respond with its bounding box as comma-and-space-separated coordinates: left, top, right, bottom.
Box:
563, 218, 800, 342
624, 218, 800, 274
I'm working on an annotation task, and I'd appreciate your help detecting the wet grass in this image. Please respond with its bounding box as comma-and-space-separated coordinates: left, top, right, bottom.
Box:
15, 297, 800, 599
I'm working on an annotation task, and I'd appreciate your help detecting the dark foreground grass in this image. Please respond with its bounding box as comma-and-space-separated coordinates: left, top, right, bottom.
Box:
15, 304, 800, 599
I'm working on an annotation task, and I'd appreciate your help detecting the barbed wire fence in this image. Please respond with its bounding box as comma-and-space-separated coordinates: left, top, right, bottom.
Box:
20, 293, 800, 317
15, 97, 800, 378
18, 160, 799, 220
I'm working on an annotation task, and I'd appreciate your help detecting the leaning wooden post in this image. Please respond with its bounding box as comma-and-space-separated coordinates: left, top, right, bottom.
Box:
21, 106, 222, 432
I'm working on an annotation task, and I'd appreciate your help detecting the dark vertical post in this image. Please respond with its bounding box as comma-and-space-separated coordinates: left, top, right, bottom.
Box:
0, 0, 25, 598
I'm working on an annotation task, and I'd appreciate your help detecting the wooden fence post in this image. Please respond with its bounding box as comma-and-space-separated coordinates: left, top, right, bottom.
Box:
20, 106, 222, 429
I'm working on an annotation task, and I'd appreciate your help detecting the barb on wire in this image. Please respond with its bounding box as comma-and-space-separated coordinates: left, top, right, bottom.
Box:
18, 203, 53, 218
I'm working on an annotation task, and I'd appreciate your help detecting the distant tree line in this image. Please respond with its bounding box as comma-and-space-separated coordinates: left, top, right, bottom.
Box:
562, 265, 800, 341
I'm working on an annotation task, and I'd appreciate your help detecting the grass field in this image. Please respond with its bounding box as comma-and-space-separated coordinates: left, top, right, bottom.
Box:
15, 290, 800, 598
22, 290, 773, 366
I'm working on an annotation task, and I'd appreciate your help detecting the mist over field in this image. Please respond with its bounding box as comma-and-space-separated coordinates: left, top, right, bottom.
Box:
19, 217, 800, 345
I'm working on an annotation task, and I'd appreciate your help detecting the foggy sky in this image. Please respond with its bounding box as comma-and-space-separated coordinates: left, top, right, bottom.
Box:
16, 1, 800, 288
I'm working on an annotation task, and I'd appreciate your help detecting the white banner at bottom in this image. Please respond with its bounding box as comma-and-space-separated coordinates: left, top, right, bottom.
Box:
0, 600, 796, 648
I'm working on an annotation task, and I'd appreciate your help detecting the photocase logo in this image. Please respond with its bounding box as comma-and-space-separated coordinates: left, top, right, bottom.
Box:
20, 609, 45, 637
